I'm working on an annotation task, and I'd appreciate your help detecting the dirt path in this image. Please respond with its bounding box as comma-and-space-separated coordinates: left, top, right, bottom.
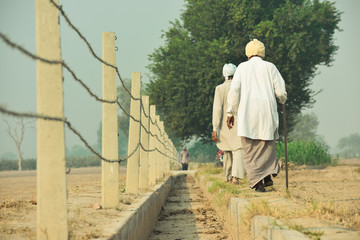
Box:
149, 174, 229, 240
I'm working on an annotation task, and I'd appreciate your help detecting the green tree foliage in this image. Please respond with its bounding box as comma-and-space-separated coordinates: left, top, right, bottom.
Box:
288, 112, 319, 141
146, 0, 341, 142
66, 144, 92, 157
337, 133, 360, 158
187, 141, 218, 162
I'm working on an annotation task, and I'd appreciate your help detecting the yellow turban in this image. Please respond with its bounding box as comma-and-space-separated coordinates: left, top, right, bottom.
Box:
245, 39, 265, 58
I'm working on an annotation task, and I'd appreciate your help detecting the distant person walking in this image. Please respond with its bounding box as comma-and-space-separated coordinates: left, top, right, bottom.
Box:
180, 146, 191, 170
227, 39, 287, 192
212, 63, 245, 184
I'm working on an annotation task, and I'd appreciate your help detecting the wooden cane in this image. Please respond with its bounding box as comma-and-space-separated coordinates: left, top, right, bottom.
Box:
282, 103, 289, 190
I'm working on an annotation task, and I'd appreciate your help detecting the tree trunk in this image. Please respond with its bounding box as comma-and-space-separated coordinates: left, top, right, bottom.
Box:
17, 144, 22, 171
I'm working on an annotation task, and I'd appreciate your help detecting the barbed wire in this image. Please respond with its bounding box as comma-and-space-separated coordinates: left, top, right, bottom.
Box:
0, 106, 172, 162
49, 0, 174, 149
0, 32, 173, 152
0, 32, 117, 105
0, 1, 177, 163
51, 0, 174, 148
49, 0, 138, 102
48, 0, 169, 140
116, 100, 173, 152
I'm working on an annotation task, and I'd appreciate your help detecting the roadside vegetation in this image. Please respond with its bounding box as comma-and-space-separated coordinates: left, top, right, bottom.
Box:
0, 154, 128, 171
195, 159, 359, 239
193, 134, 357, 238
276, 139, 334, 166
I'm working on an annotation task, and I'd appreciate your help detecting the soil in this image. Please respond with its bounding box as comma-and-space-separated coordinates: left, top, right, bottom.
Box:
279, 158, 360, 230
0, 159, 360, 239
149, 174, 229, 240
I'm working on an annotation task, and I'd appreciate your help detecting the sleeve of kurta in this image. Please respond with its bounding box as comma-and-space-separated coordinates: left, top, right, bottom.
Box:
212, 86, 222, 131
271, 64, 287, 104
226, 69, 241, 116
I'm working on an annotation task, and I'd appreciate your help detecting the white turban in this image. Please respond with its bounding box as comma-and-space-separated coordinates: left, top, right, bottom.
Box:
222, 63, 237, 80
245, 39, 265, 58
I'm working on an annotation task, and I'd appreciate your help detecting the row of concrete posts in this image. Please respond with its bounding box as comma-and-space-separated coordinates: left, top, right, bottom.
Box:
35, 0, 177, 239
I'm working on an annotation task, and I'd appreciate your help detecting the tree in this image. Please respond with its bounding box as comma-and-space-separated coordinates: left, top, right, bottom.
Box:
288, 112, 319, 141
146, 0, 341, 142
337, 133, 360, 158
66, 144, 92, 157
4, 118, 33, 171
188, 140, 218, 163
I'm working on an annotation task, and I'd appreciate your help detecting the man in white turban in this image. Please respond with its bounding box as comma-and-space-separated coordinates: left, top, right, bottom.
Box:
212, 63, 245, 184
226, 39, 287, 192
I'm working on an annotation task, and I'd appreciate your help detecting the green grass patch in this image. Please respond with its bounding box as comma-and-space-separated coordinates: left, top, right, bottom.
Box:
202, 166, 223, 175
276, 139, 333, 165
290, 224, 323, 240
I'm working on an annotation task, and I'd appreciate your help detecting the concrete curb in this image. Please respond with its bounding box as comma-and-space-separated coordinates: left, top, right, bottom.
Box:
104, 171, 196, 240
251, 215, 308, 240
107, 175, 174, 240
227, 196, 360, 240
98, 171, 359, 240
227, 197, 308, 239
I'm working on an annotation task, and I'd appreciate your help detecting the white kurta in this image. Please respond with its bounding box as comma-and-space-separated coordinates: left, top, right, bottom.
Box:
212, 80, 242, 151
227, 57, 287, 140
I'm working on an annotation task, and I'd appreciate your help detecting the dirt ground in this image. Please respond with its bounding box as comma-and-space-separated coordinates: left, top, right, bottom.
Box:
280, 158, 360, 230
0, 166, 138, 239
0, 159, 360, 239
149, 174, 229, 240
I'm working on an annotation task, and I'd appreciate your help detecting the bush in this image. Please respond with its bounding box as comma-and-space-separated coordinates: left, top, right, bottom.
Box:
0, 158, 37, 171
0, 159, 18, 171
188, 141, 218, 163
0, 156, 126, 171
22, 158, 36, 170
66, 156, 101, 168
276, 139, 332, 165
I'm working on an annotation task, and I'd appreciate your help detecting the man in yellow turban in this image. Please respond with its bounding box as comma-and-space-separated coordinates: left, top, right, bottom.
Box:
226, 39, 287, 192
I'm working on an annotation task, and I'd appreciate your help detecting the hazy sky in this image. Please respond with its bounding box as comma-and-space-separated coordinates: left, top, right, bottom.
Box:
0, 0, 359, 159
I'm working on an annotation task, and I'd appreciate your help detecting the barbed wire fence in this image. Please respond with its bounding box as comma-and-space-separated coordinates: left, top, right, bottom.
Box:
0, 0, 179, 238
0, 24, 175, 163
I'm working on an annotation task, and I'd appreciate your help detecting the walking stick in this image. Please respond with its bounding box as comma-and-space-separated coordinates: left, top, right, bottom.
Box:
282, 103, 289, 190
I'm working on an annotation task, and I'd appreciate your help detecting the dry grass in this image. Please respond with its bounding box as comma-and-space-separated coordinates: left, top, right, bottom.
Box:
195, 162, 360, 238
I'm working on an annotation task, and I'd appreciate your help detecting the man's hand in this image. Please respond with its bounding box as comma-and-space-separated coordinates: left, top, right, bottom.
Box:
212, 131, 219, 142
227, 116, 234, 129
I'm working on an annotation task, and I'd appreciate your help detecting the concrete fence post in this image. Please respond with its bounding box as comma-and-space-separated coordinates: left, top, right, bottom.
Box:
126, 72, 141, 194
148, 105, 157, 185
173, 143, 178, 167
139, 96, 150, 190
164, 133, 168, 173
165, 133, 170, 173
35, 0, 68, 238
155, 115, 161, 180
159, 120, 165, 178
101, 32, 119, 208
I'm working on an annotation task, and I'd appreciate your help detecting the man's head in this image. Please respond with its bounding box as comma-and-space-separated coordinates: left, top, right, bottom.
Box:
222, 63, 237, 80
245, 39, 265, 59
183, 146, 187, 151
